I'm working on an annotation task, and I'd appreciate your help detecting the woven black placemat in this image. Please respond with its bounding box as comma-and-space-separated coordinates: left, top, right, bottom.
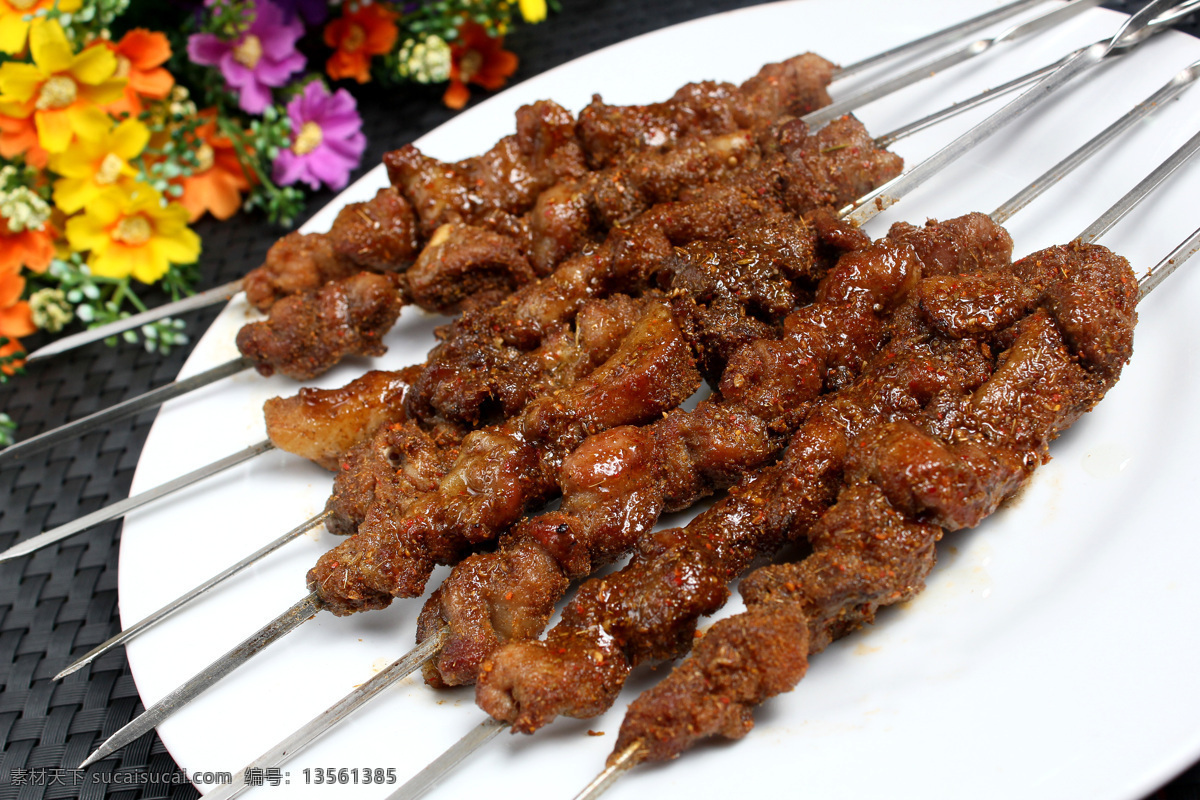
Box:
2, 1, 1199, 798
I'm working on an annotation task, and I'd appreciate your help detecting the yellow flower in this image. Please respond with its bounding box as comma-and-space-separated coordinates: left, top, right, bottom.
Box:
518, 0, 547, 23
0, 0, 81, 55
0, 19, 124, 152
65, 183, 200, 284
50, 114, 148, 213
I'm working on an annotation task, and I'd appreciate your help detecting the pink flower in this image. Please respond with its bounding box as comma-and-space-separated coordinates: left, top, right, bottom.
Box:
272, 81, 365, 191
188, 0, 306, 114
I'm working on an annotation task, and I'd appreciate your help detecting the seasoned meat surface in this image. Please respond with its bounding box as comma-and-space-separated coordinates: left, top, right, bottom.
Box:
408, 115, 903, 427
610, 244, 1137, 765
243, 232, 359, 312
263, 366, 420, 471
327, 187, 422, 272
307, 298, 702, 613
384, 100, 587, 236
236, 272, 406, 380
579, 52, 836, 168
406, 224, 537, 314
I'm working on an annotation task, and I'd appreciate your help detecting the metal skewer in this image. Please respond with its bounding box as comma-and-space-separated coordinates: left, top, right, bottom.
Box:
205, 628, 452, 800
21, 279, 245, 363
1077, 127, 1200, 243
79, 591, 324, 769
0, 439, 275, 564
0, 355, 253, 467
842, 0, 1197, 227
174, 23, 1200, 800
830, 0, 1050, 81
55, 509, 330, 680
871, 0, 1200, 149
804, 0, 1107, 129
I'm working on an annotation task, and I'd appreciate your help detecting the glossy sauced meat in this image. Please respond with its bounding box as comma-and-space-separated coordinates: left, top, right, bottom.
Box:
242, 231, 361, 312
414, 210, 881, 687
321, 294, 650, 538
384, 100, 589, 237
326, 186, 423, 272
408, 115, 904, 427
406, 223, 539, 315
242, 188, 421, 312
307, 298, 703, 614
236, 272, 406, 380
323, 417, 467, 537
475, 241, 1136, 757
263, 366, 421, 471
578, 52, 836, 168
471, 222, 1132, 736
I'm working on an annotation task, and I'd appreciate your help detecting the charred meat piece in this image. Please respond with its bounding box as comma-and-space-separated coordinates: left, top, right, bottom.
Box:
236, 272, 406, 380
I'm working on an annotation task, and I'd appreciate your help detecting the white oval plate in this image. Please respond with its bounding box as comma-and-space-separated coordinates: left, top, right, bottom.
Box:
119, 2, 1200, 799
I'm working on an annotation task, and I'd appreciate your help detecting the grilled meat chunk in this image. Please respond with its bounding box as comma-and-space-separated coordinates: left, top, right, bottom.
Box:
236, 272, 406, 380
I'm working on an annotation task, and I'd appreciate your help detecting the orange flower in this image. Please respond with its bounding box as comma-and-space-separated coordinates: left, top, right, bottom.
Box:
324, 2, 398, 84
102, 29, 174, 118
176, 110, 253, 222
0, 219, 54, 274
0, 270, 34, 339
0, 336, 25, 375
442, 21, 517, 111
0, 97, 48, 167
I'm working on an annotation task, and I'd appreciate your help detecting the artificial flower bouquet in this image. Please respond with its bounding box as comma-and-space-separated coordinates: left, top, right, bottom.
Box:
0, 0, 552, 444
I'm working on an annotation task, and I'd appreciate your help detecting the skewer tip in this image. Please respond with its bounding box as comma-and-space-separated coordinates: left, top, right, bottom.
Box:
53, 663, 80, 681
572, 741, 643, 800
78, 747, 108, 770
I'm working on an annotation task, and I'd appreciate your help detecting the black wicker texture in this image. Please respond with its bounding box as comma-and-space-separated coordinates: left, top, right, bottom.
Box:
1, 1, 1199, 798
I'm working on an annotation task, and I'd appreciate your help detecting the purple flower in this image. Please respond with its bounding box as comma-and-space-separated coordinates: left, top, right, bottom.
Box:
272, 82, 366, 191
188, 0, 307, 114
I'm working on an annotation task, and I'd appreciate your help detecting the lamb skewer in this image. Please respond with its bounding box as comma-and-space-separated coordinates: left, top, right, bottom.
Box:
82, 25, 1147, 766
119, 35, 1190, 796
84, 3, 1200, 796
2, 0, 1104, 468
383, 57, 1200, 800
50, 96, 1008, 691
